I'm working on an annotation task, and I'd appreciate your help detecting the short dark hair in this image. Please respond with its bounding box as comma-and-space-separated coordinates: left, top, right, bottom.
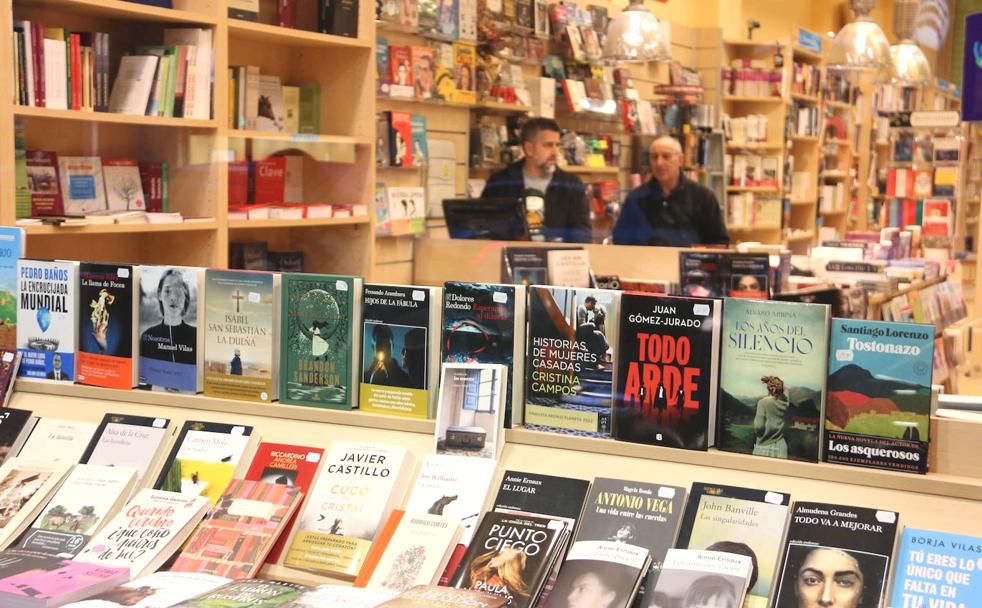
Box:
520, 118, 561, 143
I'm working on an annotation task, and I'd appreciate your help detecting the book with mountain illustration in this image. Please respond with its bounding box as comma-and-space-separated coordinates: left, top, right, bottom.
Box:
824, 318, 935, 473
717, 298, 830, 462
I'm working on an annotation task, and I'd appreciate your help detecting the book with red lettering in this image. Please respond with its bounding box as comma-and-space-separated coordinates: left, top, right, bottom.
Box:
77, 263, 140, 390
0, 548, 129, 607
244, 443, 324, 564
25, 151, 64, 216
75, 489, 210, 580
169, 479, 303, 580
612, 294, 721, 450
253, 157, 287, 204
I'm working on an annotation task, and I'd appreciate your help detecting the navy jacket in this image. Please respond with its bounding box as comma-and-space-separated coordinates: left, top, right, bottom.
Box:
480, 161, 593, 243
612, 176, 729, 247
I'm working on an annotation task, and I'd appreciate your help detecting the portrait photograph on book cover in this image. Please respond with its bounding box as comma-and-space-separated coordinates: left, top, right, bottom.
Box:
139, 267, 197, 392
0, 468, 51, 527
362, 322, 427, 389
647, 567, 747, 608
773, 543, 887, 608
545, 559, 643, 608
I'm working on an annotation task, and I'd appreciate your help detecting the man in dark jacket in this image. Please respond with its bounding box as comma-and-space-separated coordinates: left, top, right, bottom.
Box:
481, 118, 593, 243
612, 136, 729, 247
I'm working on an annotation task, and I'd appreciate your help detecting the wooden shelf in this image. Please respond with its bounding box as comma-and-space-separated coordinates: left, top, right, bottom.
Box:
727, 223, 782, 231
790, 198, 816, 206
819, 209, 847, 216
723, 39, 778, 48
723, 95, 784, 104
791, 45, 823, 62
14, 106, 217, 129
820, 171, 848, 179
725, 142, 783, 151
785, 231, 815, 242
726, 186, 780, 193
377, 95, 476, 110
825, 100, 853, 110
228, 19, 372, 49
790, 92, 820, 104
826, 138, 852, 146
228, 216, 370, 230
790, 134, 820, 143
563, 165, 620, 174
23, 220, 218, 236
474, 100, 535, 114
377, 165, 426, 171
16, 0, 218, 24
229, 129, 372, 146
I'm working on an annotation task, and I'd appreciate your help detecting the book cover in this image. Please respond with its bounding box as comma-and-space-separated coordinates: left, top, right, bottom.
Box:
19, 464, 138, 558
244, 442, 324, 564
451, 43, 476, 104
102, 159, 146, 211
824, 319, 935, 474
772, 502, 899, 608
650, 548, 755, 608
76, 489, 210, 580
378, 585, 506, 608
0, 229, 21, 353
359, 284, 438, 419
434, 363, 507, 460
77, 263, 137, 390
501, 248, 548, 286
546, 250, 591, 287
25, 151, 64, 215
170, 579, 308, 607
389, 111, 413, 168
171, 479, 303, 580
18, 418, 98, 464
889, 528, 982, 608
360, 511, 461, 592
675, 482, 792, 608
542, 538, 649, 608
410, 114, 428, 165
16, 259, 77, 382
404, 454, 497, 585
0, 549, 129, 604
0, 459, 72, 550
0, 408, 34, 465
450, 512, 566, 607
493, 470, 591, 526
138, 265, 202, 393
386, 186, 425, 236
525, 286, 619, 437
612, 294, 721, 450
203, 269, 279, 403
59, 156, 107, 214
285, 441, 414, 578
679, 252, 724, 298
726, 254, 770, 300
79, 413, 171, 485
718, 298, 830, 462
154, 420, 253, 505
411, 47, 435, 101
280, 273, 361, 409
441, 282, 525, 428
255, 75, 285, 132
68, 571, 231, 608
273, 585, 397, 608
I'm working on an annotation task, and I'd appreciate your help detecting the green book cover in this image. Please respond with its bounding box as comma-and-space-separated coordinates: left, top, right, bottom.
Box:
13, 119, 29, 219
172, 579, 307, 607
717, 298, 830, 462
136, 45, 179, 117
297, 82, 321, 134
280, 273, 361, 409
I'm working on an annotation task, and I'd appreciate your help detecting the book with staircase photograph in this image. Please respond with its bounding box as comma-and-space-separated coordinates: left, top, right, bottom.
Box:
612, 294, 721, 450
717, 298, 830, 462
772, 502, 899, 608
441, 282, 526, 428
824, 318, 935, 474
525, 286, 620, 438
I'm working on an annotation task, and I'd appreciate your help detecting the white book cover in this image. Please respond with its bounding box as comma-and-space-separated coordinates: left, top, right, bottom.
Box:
58, 156, 108, 214
256, 75, 285, 132
547, 249, 591, 287
76, 489, 210, 579
287, 585, 397, 608
163, 28, 212, 120
366, 512, 462, 592
43, 38, 68, 110
434, 363, 507, 460
108, 55, 159, 115
386, 187, 426, 223
18, 418, 98, 463
62, 572, 230, 608
16, 259, 78, 382
137, 265, 203, 393
285, 441, 414, 577
81, 414, 171, 486
405, 454, 496, 548
155, 424, 252, 505
0, 458, 72, 549
102, 161, 146, 211
652, 548, 754, 608
19, 464, 139, 558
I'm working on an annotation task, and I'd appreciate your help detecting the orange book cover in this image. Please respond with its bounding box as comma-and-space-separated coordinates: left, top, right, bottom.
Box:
354, 509, 405, 587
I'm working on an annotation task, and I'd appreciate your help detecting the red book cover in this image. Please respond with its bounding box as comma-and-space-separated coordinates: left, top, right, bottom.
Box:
32, 21, 46, 107
139, 161, 164, 212
170, 479, 303, 580
77, 262, 135, 390
244, 442, 325, 564
902, 198, 918, 227
389, 110, 413, 167
278, 0, 297, 28
227, 160, 250, 206
26, 150, 64, 215
253, 157, 287, 203
70, 33, 81, 110
389, 46, 413, 89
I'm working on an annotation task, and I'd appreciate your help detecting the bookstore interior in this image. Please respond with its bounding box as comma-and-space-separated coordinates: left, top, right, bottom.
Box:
6, 0, 982, 606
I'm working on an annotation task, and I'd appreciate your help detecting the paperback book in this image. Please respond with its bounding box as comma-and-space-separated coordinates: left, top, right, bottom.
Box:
77, 263, 139, 389
441, 282, 527, 427
0, 549, 129, 608
542, 540, 650, 608
824, 319, 935, 473
355, 510, 462, 592
16, 259, 77, 381
378, 585, 507, 607
0, 408, 36, 465
675, 482, 792, 608
612, 294, 721, 450
170, 579, 308, 608
434, 363, 507, 460
650, 548, 755, 608
62, 572, 230, 608
17, 418, 98, 464
154, 420, 255, 505
280, 273, 363, 409
359, 284, 442, 419
284, 441, 414, 578
772, 502, 899, 608
287, 585, 397, 608
203, 269, 280, 403
890, 528, 982, 608
138, 266, 203, 393
718, 298, 830, 462
525, 286, 620, 437
79, 413, 171, 486
0, 459, 72, 550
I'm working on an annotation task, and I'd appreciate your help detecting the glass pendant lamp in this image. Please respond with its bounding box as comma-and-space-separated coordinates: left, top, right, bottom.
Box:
602, 0, 671, 63
827, 0, 891, 79
889, 0, 932, 85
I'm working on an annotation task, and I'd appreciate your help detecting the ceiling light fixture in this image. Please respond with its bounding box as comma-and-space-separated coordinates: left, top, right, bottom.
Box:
602, 0, 671, 63
889, 0, 932, 85
827, 0, 891, 79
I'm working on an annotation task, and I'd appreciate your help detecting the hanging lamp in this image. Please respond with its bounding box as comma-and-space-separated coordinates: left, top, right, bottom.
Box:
827, 0, 892, 79
889, 0, 932, 85
602, 0, 671, 63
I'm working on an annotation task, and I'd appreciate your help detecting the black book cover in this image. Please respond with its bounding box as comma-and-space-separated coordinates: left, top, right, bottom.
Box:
450, 512, 567, 608
327, 0, 359, 38
501, 248, 549, 286
675, 482, 792, 607
78, 262, 134, 374
79, 413, 170, 464
493, 470, 591, 524
442, 282, 519, 428
773, 502, 899, 608
0, 407, 33, 464
725, 253, 770, 299
612, 294, 719, 450
679, 252, 724, 298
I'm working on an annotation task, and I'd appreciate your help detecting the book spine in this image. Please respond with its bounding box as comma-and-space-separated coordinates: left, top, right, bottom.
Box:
32, 21, 46, 107
15, 32, 27, 105
161, 161, 169, 212
182, 45, 197, 119
70, 33, 81, 110
279, 0, 297, 28
173, 46, 188, 117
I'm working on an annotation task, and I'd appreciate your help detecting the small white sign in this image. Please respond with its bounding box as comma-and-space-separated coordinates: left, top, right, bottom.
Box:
658, 486, 676, 499
693, 303, 711, 316
910, 111, 960, 128
152, 418, 167, 428
117, 268, 130, 278
231, 426, 245, 436
305, 452, 321, 463
412, 290, 425, 301
493, 292, 508, 304
336, 280, 348, 291
764, 491, 785, 505
835, 349, 854, 362
248, 291, 261, 303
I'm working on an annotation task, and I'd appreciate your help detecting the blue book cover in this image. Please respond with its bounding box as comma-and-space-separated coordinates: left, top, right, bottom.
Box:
138, 265, 202, 393
0, 228, 24, 351
824, 318, 935, 474
891, 528, 982, 608
16, 259, 76, 381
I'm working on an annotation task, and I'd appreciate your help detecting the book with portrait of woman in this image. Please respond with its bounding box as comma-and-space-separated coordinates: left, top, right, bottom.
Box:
138, 265, 203, 393
649, 548, 754, 608
717, 298, 830, 462
77, 263, 139, 390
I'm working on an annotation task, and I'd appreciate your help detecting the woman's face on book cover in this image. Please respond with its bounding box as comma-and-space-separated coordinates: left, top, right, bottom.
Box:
795, 548, 864, 608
